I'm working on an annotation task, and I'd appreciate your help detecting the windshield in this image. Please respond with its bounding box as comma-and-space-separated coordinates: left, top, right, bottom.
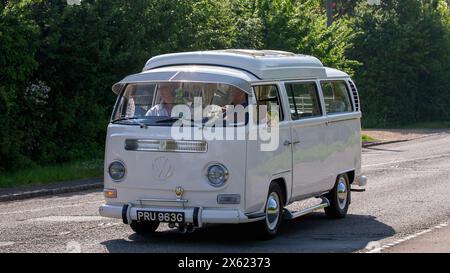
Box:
112, 82, 249, 126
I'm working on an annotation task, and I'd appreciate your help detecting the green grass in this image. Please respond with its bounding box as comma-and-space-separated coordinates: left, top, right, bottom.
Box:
362, 134, 377, 143
0, 159, 103, 188
3, 127, 438, 188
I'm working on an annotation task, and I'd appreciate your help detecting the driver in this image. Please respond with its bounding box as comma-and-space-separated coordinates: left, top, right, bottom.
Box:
145, 83, 177, 116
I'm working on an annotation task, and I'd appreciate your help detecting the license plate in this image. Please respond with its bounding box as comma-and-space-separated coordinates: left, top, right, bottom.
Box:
136, 210, 185, 223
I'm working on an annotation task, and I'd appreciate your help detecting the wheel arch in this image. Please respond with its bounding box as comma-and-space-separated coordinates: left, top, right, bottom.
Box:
346, 170, 355, 184
270, 178, 288, 206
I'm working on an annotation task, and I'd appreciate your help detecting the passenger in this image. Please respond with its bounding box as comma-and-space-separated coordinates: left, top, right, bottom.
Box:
228, 87, 248, 107
328, 89, 347, 113
223, 87, 248, 123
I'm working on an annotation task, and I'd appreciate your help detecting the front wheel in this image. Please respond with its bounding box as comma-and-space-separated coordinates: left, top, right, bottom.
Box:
130, 221, 160, 235
324, 174, 350, 219
255, 183, 284, 240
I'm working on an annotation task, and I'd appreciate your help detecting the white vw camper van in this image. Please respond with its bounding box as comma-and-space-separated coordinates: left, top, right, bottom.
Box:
99, 49, 367, 239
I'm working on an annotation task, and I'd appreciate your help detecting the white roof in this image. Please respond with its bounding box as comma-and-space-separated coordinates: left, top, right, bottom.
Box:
143, 49, 329, 80
112, 65, 255, 95
324, 67, 350, 78
148, 65, 258, 81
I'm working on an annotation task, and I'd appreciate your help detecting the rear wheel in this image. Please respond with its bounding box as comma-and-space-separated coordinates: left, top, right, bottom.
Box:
130, 221, 160, 235
255, 183, 284, 240
325, 174, 350, 219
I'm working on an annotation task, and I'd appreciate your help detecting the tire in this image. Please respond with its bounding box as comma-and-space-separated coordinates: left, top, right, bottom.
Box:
324, 174, 351, 219
255, 183, 284, 240
130, 221, 160, 235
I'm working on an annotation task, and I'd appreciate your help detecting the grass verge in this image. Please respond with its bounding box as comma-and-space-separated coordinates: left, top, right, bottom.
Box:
0, 159, 103, 188
0, 133, 402, 188
362, 134, 377, 143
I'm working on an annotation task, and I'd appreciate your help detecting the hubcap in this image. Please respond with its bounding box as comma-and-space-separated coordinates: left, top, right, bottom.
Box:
266, 192, 280, 230
337, 177, 348, 210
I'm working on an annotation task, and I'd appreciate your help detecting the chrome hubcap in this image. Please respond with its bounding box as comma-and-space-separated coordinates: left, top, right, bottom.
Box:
337, 177, 348, 210
265, 193, 280, 230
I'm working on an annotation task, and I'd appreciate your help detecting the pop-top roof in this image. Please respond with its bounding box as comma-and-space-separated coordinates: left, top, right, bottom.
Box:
143, 49, 328, 80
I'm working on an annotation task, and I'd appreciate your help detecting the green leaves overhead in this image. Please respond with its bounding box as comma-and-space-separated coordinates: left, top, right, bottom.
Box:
0, 0, 450, 171
348, 0, 450, 127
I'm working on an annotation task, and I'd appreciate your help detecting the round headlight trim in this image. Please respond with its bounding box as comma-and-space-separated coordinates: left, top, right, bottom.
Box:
206, 163, 229, 187
109, 160, 126, 182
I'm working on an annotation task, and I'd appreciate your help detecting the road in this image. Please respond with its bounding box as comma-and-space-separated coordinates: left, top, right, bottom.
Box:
1, 132, 450, 253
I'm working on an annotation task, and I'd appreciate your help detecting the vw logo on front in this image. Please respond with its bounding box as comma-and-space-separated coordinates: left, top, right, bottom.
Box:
152, 156, 174, 180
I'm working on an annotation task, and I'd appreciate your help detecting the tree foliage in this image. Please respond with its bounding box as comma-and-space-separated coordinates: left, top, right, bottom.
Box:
348, 0, 450, 127
0, 0, 450, 171
0, 2, 39, 170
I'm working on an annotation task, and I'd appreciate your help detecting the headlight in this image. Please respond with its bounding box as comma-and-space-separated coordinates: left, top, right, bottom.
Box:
206, 163, 229, 187
109, 161, 126, 181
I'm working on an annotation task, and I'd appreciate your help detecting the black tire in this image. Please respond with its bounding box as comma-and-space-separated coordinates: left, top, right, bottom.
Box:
324, 174, 350, 219
255, 183, 284, 240
130, 221, 160, 235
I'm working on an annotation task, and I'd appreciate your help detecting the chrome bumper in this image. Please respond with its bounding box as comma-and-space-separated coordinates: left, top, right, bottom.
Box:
99, 203, 258, 226
355, 175, 368, 187
351, 175, 367, 192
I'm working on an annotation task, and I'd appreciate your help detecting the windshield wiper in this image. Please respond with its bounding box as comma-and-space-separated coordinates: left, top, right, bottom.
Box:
155, 117, 198, 124
155, 117, 183, 123
111, 117, 143, 123
155, 117, 210, 125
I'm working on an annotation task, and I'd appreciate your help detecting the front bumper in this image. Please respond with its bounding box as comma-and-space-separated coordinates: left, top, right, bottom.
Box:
351, 175, 368, 192
355, 175, 368, 187
99, 204, 259, 227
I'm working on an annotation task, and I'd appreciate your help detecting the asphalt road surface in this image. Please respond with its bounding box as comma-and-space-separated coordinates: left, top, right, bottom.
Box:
1, 132, 450, 253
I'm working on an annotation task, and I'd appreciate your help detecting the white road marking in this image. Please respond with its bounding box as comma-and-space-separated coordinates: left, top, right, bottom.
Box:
365, 221, 449, 253
0, 242, 15, 247
363, 168, 443, 173
98, 222, 118, 227
65, 240, 82, 253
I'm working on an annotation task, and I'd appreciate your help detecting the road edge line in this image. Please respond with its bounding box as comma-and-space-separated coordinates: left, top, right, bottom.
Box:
0, 182, 103, 202
364, 221, 450, 253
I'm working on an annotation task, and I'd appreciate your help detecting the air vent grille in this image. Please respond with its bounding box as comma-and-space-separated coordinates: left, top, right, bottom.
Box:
348, 80, 360, 111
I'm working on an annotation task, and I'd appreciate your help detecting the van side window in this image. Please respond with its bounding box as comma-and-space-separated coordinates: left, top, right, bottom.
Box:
320, 81, 353, 114
253, 85, 283, 124
285, 82, 322, 120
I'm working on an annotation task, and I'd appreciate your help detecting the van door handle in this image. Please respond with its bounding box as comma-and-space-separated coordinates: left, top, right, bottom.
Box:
284, 140, 300, 146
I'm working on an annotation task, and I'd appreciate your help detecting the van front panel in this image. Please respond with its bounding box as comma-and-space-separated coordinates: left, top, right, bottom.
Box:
104, 125, 247, 210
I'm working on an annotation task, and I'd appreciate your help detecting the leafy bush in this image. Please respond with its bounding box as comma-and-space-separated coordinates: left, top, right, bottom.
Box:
1, 0, 449, 173
348, 0, 450, 127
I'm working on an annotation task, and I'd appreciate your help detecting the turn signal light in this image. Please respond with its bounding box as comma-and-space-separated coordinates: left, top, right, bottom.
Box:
104, 189, 117, 199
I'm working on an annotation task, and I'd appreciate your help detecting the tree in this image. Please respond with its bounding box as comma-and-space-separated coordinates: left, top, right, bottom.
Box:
0, 1, 39, 171
348, 0, 450, 127
18, 0, 197, 164
256, 0, 359, 73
